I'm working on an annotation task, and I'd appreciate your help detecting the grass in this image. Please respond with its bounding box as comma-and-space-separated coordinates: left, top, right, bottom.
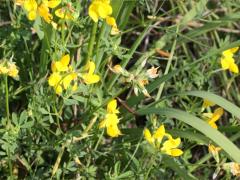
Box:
0, 0, 240, 179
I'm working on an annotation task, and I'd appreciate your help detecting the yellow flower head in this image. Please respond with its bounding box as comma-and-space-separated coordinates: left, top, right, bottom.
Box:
207, 107, 223, 129
223, 162, 240, 177
0, 64, 9, 74
52, 54, 70, 72
42, 0, 61, 8
82, 61, 100, 84
208, 144, 221, 157
7, 63, 19, 78
221, 47, 239, 74
88, 0, 112, 22
48, 72, 62, 87
143, 124, 183, 157
99, 113, 119, 129
107, 99, 119, 114
161, 137, 183, 157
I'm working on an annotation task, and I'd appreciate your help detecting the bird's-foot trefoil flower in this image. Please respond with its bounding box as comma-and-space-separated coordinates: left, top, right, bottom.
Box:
220, 47, 239, 74
99, 99, 122, 137
144, 124, 183, 157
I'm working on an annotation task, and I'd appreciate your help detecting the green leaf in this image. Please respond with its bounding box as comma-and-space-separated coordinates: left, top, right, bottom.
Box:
162, 155, 197, 180
138, 108, 240, 163
180, 91, 240, 119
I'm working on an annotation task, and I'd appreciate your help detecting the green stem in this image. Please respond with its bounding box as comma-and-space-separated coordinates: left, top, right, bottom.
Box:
5, 76, 10, 129
86, 22, 98, 63
7, 148, 13, 180
155, 25, 179, 101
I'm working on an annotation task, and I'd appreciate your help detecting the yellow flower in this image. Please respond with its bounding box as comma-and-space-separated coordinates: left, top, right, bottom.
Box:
42, 0, 61, 8
221, 47, 239, 74
48, 72, 62, 87
88, 0, 112, 22
144, 128, 154, 144
107, 124, 121, 137
21, 0, 60, 23
99, 98, 122, 138
82, 61, 100, 84
143, 124, 183, 156
54, 84, 62, 95
23, 0, 38, 20
107, 99, 119, 114
208, 144, 221, 157
223, 162, 240, 177
207, 108, 224, 129
153, 125, 165, 142
62, 73, 76, 90
99, 113, 119, 128
52, 54, 70, 72
7, 63, 19, 78
0, 64, 9, 74
202, 99, 215, 108
161, 137, 183, 157
55, 8, 74, 20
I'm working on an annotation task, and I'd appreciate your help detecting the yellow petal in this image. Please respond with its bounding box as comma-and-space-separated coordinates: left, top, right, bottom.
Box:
144, 128, 154, 144
82, 74, 100, 84
38, 4, 52, 23
153, 125, 165, 140
27, 10, 37, 20
0, 65, 9, 74
43, 0, 61, 8
55, 85, 62, 95
97, 3, 112, 18
51, 61, 57, 72
88, 61, 96, 74
162, 137, 181, 151
99, 113, 119, 128
229, 62, 239, 74
169, 149, 183, 156
208, 122, 218, 129
7, 63, 19, 78
107, 124, 121, 137
88, 4, 99, 22
107, 99, 119, 114
106, 16, 117, 27
60, 54, 70, 67
48, 72, 61, 86
208, 107, 223, 123
221, 57, 231, 70
24, 0, 37, 11
62, 74, 73, 89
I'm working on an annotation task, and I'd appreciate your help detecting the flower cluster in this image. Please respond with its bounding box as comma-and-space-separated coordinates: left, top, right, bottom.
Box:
144, 125, 183, 157
48, 54, 77, 95
202, 99, 224, 129
88, 0, 119, 35
99, 99, 122, 137
16, 0, 75, 28
221, 47, 239, 74
112, 64, 159, 97
0, 61, 19, 78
